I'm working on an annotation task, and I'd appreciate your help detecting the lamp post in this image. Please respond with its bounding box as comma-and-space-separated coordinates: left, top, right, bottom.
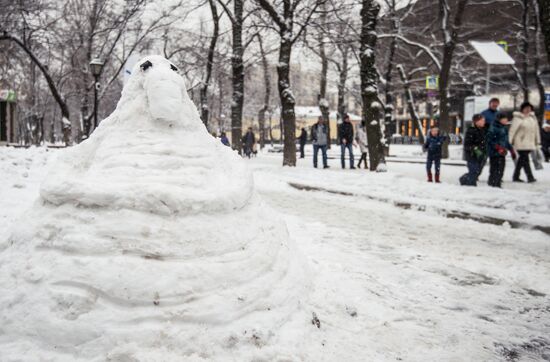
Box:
220, 113, 226, 131
89, 58, 104, 132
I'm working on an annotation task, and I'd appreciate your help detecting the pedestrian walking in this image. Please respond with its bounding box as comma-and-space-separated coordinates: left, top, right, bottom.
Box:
460, 114, 487, 186
486, 113, 516, 188
481, 97, 500, 127
423, 126, 446, 183
242, 127, 256, 158
312, 117, 329, 169
509, 102, 540, 183
356, 121, 368, 169
298, 128, 307, 159
339, 114, 355, 169
220, 132, 230, 147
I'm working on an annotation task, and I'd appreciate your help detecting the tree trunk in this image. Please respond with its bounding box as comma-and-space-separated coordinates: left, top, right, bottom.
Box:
360, 0, 383, 171
218, 76, 225, 131
1, 34, 72, 145
539, 0, 550, 62
383, 22, 397, 154
521, 0, 531, 102
318, 63, 331, 147
254, 0, 322, 164
337, 47, 350, 126
438, 42, 453, 157
81, 97, 91, 138
397, 65, 425, 143
533, 0, 546, 125
279, 118, 284, 144
268, 116, 274, 145
278, 37, 297, 166
200, 0, 220, 128
258, 109, 266, 148
231, 0, 244, 153
318, 1, 331, 148
258, 35, 270, 149
437, 0, 468, 158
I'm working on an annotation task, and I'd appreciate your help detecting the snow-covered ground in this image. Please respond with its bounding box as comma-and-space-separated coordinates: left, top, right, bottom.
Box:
1, 144, 549, 361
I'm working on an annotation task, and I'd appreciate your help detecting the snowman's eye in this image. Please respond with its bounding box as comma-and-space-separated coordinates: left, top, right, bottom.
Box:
140, 60, 153, 71
170, 64, 178, 72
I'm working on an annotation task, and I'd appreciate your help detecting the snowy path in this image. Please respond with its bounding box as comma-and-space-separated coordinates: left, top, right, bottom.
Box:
251, 153, 550, 361
1, 146, 549, 361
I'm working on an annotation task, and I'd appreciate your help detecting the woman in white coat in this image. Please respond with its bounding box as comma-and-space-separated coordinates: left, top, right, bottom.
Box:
356, 121, 369, 169
509, 102, 541, 182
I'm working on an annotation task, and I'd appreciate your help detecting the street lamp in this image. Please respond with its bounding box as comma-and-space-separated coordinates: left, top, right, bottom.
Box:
220, 113, 226, 131
89, 58, 104, 132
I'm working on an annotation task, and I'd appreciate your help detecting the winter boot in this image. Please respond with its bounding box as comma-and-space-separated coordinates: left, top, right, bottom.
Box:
435, 173, 441, 183
427, 171, 433, 182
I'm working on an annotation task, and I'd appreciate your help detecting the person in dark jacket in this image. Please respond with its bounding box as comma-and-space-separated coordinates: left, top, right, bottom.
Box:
298, 128, 307, 159
541, 123, 550, 162
486, 113, 516, 188
242, 127, 256, 158
311, 117, 329, 168
423, 127, 446, 183
220, 132, 230, 147
460, 114, 487, 186
339, 114, 355, 169
481, 97, 500, 127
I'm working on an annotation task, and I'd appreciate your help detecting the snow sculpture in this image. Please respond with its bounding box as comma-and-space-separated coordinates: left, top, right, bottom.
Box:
0, 55, 308, 360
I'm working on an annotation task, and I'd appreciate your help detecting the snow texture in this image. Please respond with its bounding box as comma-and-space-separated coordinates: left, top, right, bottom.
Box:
1, 144, 550, 361
0, 55, 309, 361
362, 49, 374, 57
364, 86, 377, 94
318, 98, 329, 108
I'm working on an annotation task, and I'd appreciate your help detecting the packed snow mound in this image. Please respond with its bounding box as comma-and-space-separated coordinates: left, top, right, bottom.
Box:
0, 55, 309, 361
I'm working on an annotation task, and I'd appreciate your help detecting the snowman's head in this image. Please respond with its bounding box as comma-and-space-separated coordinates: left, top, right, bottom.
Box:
119, 55, 195, 126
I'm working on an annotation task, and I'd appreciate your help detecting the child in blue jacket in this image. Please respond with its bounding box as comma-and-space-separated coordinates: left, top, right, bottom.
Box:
423, 127, 447, 182
486, 113, 516, 187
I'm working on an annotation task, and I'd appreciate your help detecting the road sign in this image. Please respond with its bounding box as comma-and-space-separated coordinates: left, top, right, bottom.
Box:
497, 41, 508, 52
545, 93, 550, 121
0, 89, 16, 102
426, 76, 439, 90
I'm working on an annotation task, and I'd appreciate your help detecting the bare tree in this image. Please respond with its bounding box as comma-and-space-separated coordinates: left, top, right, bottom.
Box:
381, 0, 400, 154
532, 0, 546, 125
397, 64, 426, 143
438, 0, 469, 158
216, 0, 245, 153
0, 33, 72, 145
255, 0, 324, 166
539, 0, 550, 61
360, 0, 383, 171
519, 0, 531, 102
256, 33, 271, 149
200, 0, 221, 127
317, 0, 331, 147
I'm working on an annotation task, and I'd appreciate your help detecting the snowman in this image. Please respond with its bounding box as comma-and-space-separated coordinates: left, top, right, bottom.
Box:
0, 55, 309, 361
